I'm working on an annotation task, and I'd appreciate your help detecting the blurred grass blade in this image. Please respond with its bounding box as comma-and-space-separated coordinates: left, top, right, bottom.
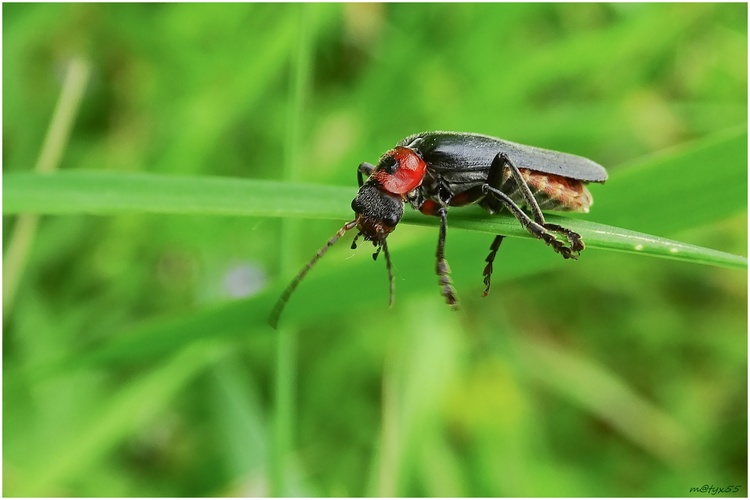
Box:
3, 171, 352, 219
272, 3, 314, 496
590, 124, 747, 234
14, 340, 226, 497
5, 126, 745, 230
47, 224, 743, 370
3, 57, 91, 317
518, 335, 693, 466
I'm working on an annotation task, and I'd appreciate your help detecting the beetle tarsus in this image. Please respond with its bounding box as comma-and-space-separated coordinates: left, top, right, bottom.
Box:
435, 207, 460, 306
540, 231, 576, 260
483, 235, 504, 296
542, 232, 566, 254
544, 223, 584, 253
436, 256, 458, 305
350, 232, 362, 250
442, 285, 459, 307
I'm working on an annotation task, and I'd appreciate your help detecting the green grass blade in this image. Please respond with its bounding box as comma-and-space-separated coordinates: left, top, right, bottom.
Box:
3, 174, 746, 270
3, 171, 351, 219
407, 212, 746, 269
5, 126, 745, 228
4, 126, 746, 274
11, 340, 227, 497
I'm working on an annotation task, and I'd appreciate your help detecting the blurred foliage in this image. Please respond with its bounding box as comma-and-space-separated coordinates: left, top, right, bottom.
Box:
3, 3, 747, 497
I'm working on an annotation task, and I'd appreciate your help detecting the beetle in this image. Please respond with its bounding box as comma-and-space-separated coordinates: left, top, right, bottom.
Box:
270, 131, 607, 327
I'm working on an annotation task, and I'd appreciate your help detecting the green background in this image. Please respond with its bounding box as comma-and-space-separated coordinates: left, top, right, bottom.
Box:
3, 3, 747, 497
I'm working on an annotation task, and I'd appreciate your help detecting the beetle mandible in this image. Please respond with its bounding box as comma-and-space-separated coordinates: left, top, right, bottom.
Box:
270, 131, 607, 327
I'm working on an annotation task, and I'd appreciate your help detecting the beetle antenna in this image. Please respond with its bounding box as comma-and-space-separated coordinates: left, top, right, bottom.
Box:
269, 220, 358, 329
382, 239, 394, 307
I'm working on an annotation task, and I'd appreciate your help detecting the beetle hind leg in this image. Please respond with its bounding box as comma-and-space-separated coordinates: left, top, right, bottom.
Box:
488, 153, 582, 259
482, 184, 577, 260
543, 223, 584, 253
532, 223, 576, 259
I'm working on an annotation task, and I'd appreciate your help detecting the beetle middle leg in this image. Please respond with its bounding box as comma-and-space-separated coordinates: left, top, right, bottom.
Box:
416, 197, 460, 306
438, 185, 508, 297
436, 207, 459, 307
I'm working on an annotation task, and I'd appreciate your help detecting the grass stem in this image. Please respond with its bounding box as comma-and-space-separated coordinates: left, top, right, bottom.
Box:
3, 57, 90, 319
271, 4, 313, 496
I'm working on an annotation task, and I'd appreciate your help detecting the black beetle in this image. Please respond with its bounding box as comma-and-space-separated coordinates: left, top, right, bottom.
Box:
270, 131, 607, 327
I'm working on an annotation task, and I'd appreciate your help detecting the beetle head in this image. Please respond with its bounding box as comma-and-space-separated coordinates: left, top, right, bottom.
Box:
269, 162, 405, 329
351, 183, 404, 243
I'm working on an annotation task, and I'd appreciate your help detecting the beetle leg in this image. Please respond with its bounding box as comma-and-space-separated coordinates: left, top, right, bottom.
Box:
542, 223, 585, 252
490, 153, 583, 256
357, 162, 376, 187
382, 239, 395, 307
350, 231, 362, 249
482, 235, 504, 296
482, 185, 574, 259
436, 207, 459, 307
491, 153, 546, 224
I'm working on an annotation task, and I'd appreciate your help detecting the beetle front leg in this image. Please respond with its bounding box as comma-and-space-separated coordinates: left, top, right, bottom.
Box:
357, 162, 375, 187
436, 207, 459, 307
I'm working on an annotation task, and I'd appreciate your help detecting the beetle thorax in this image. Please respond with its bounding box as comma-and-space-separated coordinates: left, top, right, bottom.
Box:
371, 146, 427, 195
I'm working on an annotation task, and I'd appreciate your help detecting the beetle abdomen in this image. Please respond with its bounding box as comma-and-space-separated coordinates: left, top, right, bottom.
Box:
475, 168, 593, 215
507, 168, 593, 213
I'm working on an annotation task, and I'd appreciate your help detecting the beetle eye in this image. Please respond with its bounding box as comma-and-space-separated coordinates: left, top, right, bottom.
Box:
379, 155, 398, 174
351, 198, 362, 213
385, 213, 400, 227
